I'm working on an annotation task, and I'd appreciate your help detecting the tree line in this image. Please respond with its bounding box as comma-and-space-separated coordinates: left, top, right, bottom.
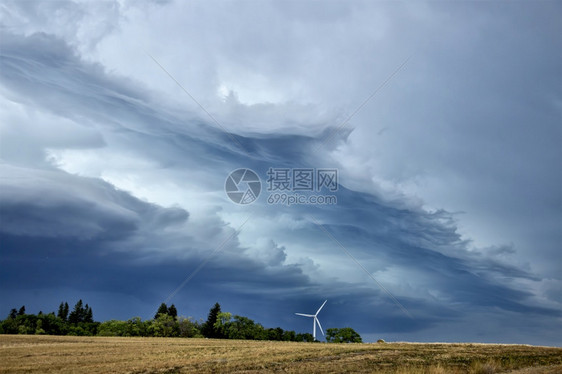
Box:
0, 301, 361, 343
1, 300, 97, 336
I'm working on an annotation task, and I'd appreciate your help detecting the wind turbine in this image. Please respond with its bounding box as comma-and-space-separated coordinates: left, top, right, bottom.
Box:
295, 300, 327, 341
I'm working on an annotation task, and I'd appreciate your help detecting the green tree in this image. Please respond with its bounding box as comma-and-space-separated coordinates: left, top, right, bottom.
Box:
213, 311, 231, 338
296, 332, 315, 342
84, 305, 93, 323
67, 324, 91, 336
57, 302, 65, 320
1, 317, 17, 333
98, 320, 129, 336
35, 319, 46, 335
149, 314, 178, 337
154, 303, 168, 319
325, 327, 362, 343
168, 304, 178, 319
219, 315, 267, 340
201, 302, 221, 338
68, 300, 84, 324
18, 306, 25, 316
8, 309, 17, 319
63, 302, 69, 321
267, 327, 284, 341
39, 313, 67, 335
126, 317, 146, 337
177, 316, 200, 338
282, 329, 296, 341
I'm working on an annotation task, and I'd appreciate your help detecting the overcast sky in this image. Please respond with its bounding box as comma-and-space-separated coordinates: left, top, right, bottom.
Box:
0, 0, 560, 345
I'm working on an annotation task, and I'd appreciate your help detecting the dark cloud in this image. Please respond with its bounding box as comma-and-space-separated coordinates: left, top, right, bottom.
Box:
0, 3, 560, 346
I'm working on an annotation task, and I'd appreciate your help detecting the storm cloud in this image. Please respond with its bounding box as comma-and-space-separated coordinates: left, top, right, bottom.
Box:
0, 1, 560, 345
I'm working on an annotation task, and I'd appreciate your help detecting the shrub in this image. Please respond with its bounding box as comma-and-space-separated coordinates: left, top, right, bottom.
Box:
326, 327, 362, 343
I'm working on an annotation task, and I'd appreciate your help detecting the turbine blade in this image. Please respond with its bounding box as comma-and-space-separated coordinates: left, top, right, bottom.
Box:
315, 300, 328, 315
295, 313, 314, 317
315, 317, 324, 336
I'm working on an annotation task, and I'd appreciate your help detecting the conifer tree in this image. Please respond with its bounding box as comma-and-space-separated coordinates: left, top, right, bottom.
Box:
84, 304, 93, 323
168, 304, 178, 319
202, 302, 221, 338
154, 303, 168, 319
68, 300, 84, 324
63, 302, 69, 320
57, 302, 67, 320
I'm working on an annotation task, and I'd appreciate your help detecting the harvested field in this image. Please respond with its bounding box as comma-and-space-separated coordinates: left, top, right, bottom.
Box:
1, 335, 561, 373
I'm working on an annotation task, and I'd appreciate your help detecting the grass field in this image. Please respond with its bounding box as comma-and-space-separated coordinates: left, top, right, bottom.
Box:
0, 335, 561, 373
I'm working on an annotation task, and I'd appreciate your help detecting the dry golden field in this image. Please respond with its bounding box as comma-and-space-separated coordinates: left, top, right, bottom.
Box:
0, 335, 561, 373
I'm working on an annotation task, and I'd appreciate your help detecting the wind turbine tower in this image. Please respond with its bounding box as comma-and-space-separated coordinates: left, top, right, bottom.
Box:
295, 300, 327, 341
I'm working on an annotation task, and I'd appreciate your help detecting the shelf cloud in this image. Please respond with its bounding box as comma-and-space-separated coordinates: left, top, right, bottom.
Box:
1, 1, 560, 345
